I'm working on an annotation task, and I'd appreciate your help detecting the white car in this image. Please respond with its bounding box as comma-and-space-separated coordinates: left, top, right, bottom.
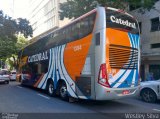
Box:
140, 79, 160, 103
0, 70, 10, 84
9, 71, 16, 81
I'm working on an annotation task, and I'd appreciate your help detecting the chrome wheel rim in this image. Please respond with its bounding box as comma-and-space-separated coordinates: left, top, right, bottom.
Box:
49, 83, 54, 94
60, 86, 67, 98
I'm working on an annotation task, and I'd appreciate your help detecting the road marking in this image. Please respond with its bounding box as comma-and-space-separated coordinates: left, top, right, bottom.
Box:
37, 93, 50, 100
17, 86, 23, 89
153, 109, 160, 112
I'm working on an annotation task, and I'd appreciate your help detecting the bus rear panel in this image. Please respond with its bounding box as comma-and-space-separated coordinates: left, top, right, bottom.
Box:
95, 7, 140, 100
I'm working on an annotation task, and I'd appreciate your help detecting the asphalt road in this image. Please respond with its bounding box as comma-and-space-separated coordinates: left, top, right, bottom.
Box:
0, 82, 160, 119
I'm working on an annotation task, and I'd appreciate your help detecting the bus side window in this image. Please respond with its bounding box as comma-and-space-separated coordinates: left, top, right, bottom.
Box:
58, 28, 66, 45
70, 22, 79, 41
95, 32, 100, 46
54, 31, 59, 46
79, 18, 89, 39
88, 13, 96, 33
66, 26, 71, 42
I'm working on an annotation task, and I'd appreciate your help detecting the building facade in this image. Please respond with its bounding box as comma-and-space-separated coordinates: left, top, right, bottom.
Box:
0, 0, 14, 17
130, 1, 160, 81
27, 0, 60, 37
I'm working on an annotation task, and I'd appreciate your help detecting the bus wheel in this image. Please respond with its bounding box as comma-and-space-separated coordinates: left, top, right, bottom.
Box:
47, 80, 56, 97
141, 89, 157, 103
59, 82, 68, 100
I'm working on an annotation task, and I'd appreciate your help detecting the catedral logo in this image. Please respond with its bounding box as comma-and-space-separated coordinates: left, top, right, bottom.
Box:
110, 15, 136, 29
28, 51, 48, 63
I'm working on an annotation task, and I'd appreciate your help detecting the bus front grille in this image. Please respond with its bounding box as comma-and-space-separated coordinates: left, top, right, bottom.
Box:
109, 44, 138, 69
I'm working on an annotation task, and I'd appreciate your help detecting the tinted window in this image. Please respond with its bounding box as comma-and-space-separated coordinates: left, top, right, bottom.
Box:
79, 13, 96, 39
22, 12, 96, 57
151, 43, 160, 48
139, 22, 142, 34
150, 17, 160, 32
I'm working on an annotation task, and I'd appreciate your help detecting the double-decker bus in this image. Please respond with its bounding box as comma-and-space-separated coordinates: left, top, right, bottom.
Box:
18, 7, 140, 101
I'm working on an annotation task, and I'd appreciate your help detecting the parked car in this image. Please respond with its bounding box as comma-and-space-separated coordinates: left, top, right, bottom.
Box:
0, 70, 10, 84
9, 71, 16, 81
140, 79, 160, 103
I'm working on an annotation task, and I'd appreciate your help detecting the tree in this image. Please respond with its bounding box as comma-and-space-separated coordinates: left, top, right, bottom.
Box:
17, 18, 33, 38
0, 10, 32, 60
6, 35, 29, 70
59, 0, 158, 20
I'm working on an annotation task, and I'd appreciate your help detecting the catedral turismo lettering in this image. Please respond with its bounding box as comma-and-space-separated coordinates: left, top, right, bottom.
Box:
28, 51, 48, 63
110, 15, 136, 29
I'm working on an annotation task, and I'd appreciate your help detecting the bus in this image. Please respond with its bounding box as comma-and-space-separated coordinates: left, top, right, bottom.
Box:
18, 7, 140, 101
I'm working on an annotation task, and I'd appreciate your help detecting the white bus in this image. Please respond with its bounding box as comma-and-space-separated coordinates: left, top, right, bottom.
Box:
18, 7, 140, 101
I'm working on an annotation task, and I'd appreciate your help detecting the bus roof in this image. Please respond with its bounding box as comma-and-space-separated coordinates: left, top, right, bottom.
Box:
22, 8, 97, 51
106, 7, 135, 18
21, 6, 135, 52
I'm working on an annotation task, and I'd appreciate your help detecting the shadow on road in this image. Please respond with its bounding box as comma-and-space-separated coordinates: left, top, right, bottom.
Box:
12, 82, 160, 113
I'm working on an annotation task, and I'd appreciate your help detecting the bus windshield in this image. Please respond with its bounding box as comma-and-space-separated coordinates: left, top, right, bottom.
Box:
106, 9, 139, 35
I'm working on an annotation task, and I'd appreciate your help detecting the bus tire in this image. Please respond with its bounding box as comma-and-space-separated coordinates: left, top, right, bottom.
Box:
59, 82, 68, 101
47, 80, 56, 97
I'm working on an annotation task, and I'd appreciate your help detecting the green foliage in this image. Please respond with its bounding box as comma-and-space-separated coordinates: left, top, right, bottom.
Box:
60, 0, 158, 20
5, 35, 29, 70
0, 10, 32, 60
59, 0, 96, 20
17, 18, 33, 38
16, 34, 29, 52
6, 58, 15, 71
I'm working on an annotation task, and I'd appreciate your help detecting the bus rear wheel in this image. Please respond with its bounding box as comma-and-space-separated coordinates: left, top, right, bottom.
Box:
47, 80, 56, 97
59, 82, 68, 100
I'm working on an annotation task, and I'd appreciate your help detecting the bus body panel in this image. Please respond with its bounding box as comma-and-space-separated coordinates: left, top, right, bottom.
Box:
18, 7, 140, 101
106, 28, 140, 88
21, 33, 95, 99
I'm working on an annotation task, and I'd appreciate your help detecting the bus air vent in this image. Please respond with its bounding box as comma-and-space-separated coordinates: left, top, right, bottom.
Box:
109, 44, 138, 69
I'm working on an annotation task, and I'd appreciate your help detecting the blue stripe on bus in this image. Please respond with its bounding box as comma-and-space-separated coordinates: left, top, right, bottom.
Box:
112, 33, 140, 88
132, 34, 135, 48
54, 47, 58, 88
135, 35, 138, 48
59, 45, 78, 97
128, 33, 133, 48
135, 35, 137, 48
129, 33, 139, 49
57, 46, 61, 79
110, 70, 127, 87
118, 70, 134, 88
41, 49, 53, 88
50, 48, 55, 80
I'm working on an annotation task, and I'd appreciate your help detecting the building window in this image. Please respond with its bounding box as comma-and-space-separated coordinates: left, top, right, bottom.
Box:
149, 65, 160, 80
139, 22, 142, 34
150, 17, 160, 32
151, 43, 160, 48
